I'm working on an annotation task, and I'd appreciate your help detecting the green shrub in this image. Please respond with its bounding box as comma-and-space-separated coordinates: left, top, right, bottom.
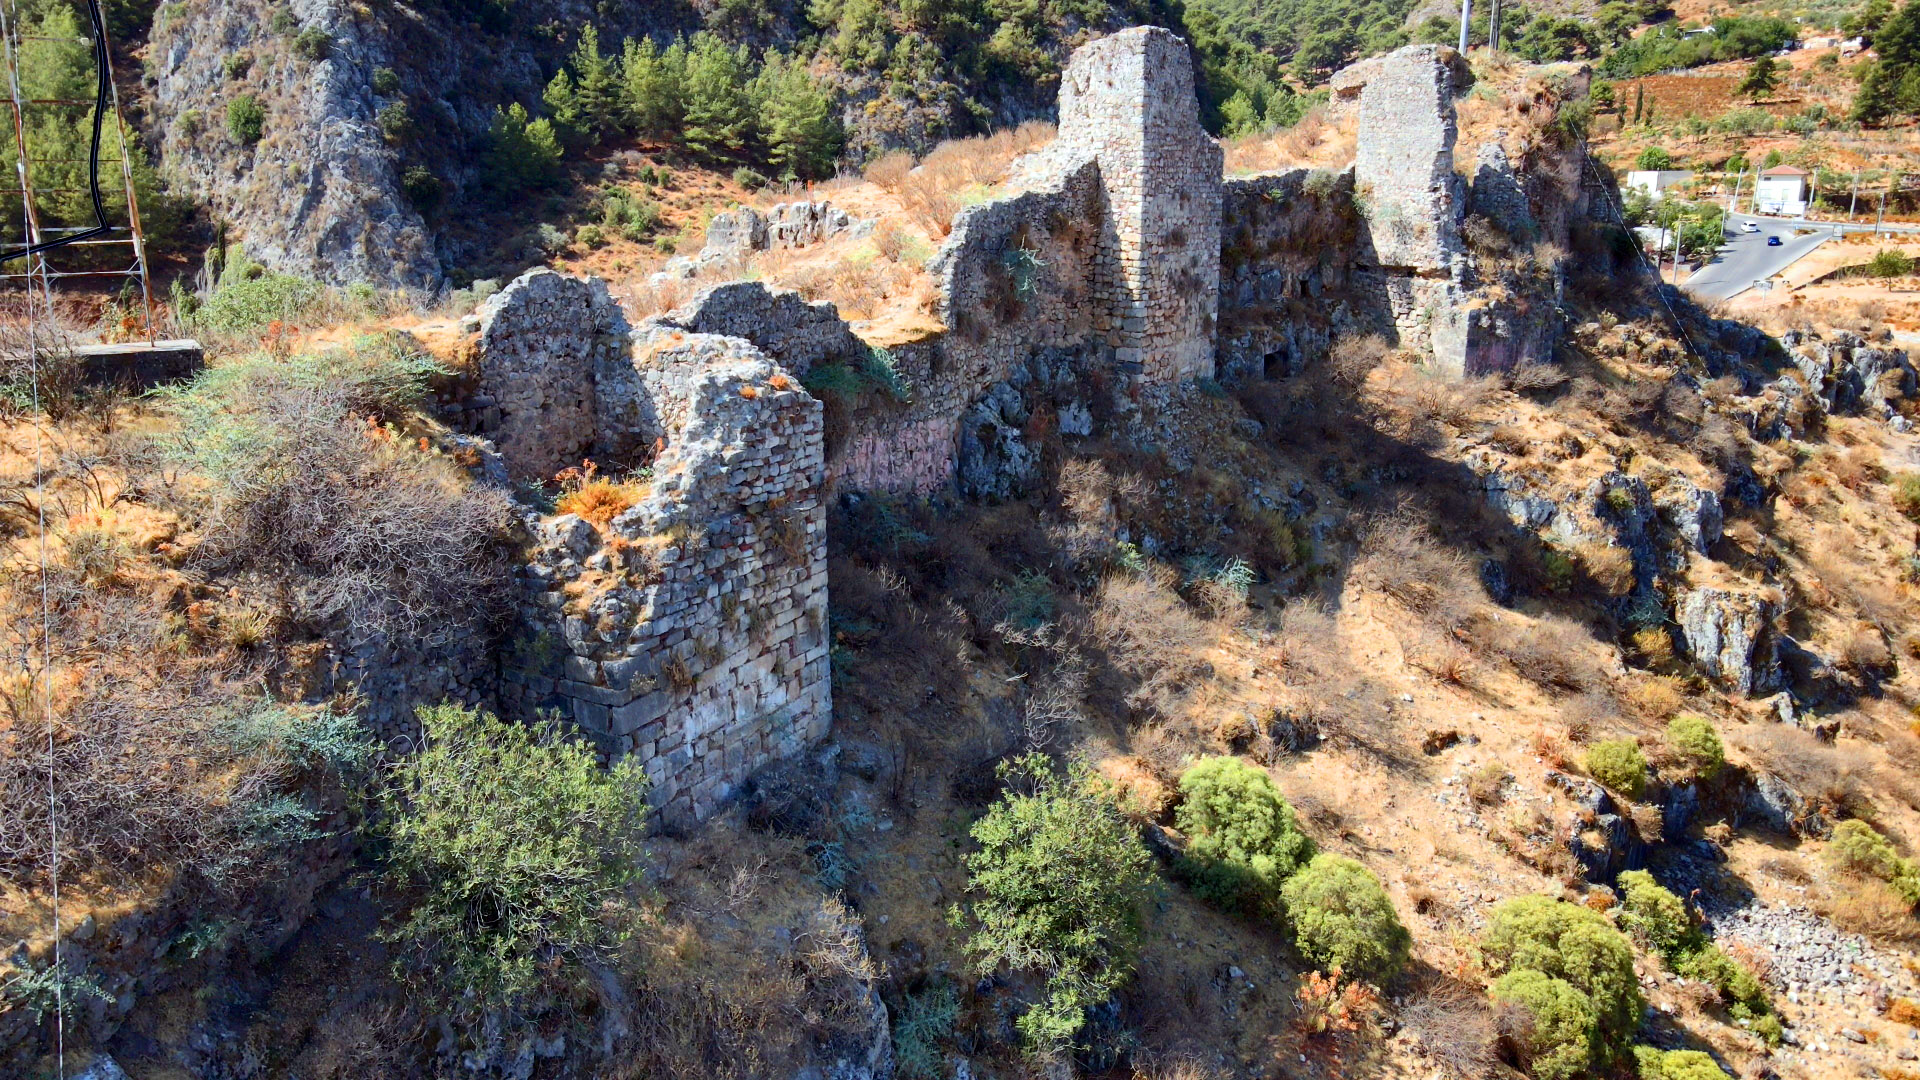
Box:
291, 26, 332, 61
227, 93, 265, 144
376, 100, 413, 142
1279, 853, 1410, 984
1894, 473, 1920, 522
575, 223, 606, 248
0, 959, 113, 1025
1635, 1046, 1730, 1080
1673, 944, 1765, 1013
1585, 739, 1648, 799
1867, 248, 1917, 278
401, 166, 442, 211
956, 753, 1155, 1053
379, 703, 649, 1016
269, 6, 295, 32
1490, 969, 1598, 1080
732, 166, 770, 190
1665, 715, 1724, 780
1482, 895, 1643, 1055
371, 65, 400, 94
1614, 873, 1780, 1044
892, 981, 959, 1080
1635, 147, 1674, 171
1829, 820, 1920, 904
222, 51, 252, 80
1174, 756, 1315, 914
196, 267, 321, 333
1615, 870, 1695, 958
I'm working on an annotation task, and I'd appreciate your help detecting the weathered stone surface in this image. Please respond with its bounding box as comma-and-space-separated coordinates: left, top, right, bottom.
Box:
1010, 26, 1223, 381
460, 269, 631, 480
653, 281, 865, 377
1471, 137, 1535, 236
1676, 587, 1779, 696
1350, 44, 1469, 275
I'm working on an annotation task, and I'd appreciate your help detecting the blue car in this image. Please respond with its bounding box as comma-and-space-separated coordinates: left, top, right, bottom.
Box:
1767, 235, 1783, 247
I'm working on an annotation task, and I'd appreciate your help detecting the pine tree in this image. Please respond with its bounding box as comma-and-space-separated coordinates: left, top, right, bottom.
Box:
1737, 55, 1778, 100
620, 36, 687, 137
1853, 0, 1920, 124
544, 25, 621, 145
681, 33, 756, 163
486, 103, 563, 193
755, 52, 842, 180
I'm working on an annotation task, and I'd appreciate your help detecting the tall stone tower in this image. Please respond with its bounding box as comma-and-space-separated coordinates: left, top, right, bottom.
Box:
1050, 27, 1222, 382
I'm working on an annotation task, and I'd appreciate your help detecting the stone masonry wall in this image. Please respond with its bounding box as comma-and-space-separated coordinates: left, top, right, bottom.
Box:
650, 281, 867, 378
502, 328, 830, 828
454, 269, 632, 479
1022, 27, 1223, 381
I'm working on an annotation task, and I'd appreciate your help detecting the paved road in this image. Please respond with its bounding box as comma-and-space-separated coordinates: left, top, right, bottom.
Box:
1682, 214, 1829, 302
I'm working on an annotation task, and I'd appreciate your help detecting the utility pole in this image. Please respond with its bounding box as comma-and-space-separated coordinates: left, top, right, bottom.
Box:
1725, 169, 1743, 236
1490, 0, 1501, 54
1848, 169, 1860, 222
1459, 0, 1472, 53
1877, 180, 1888, 236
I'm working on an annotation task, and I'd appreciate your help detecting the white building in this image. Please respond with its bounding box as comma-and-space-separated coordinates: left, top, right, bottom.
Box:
1626, 169, 1695, 200
1755, 165, 1809, 215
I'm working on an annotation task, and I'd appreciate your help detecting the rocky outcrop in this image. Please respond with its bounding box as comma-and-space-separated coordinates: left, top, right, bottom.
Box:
1676, 587, 1780, 696
149, 0, 440, 287
1781, 328, 1918, 420
660, 202, 869, 281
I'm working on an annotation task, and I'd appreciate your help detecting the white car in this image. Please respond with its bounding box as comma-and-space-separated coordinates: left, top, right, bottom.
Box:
1741, 220, 1761, 233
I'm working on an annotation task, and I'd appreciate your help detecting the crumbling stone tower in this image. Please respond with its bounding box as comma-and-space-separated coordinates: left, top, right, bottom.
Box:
1051, 27, 1223, 381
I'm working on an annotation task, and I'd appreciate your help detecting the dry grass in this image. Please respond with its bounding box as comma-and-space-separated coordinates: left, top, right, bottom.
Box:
1818, 879, 1920, 946
1091, 570, 1227, 722
872, 121, 1054, 237
1222, 107, 1356, 175
1353, 511, 1478, 630
556, 478, 650, 526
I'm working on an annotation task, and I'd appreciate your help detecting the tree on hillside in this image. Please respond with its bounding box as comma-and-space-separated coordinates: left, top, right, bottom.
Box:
1737, 54, 1779, 100
1635, 146, 1674, 171
1853, 0, 1920, 124
621, 36, 688, 138
755, 52, 842, 180
1846, 0, 1894, 42
543, 25, 622, 147
681, 33, 756, 163
485, 103, 563, 193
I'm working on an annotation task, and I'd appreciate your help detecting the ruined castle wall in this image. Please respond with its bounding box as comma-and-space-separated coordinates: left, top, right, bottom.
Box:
1216, 169, 1374, 379
1345, 44, 1469, 276
1037, 27, 1222, 381
459, 270, 631, 479
650, 281, 867, 378
503, 330, 830, 828
826, 337, 969, 495
932, 158, 1105, 394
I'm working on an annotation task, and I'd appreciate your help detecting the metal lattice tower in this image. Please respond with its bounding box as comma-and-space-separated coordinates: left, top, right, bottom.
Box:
0, 0, 154, 341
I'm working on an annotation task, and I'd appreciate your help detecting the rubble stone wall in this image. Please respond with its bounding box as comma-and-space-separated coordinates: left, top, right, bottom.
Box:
1013, 27, 1223, 381
502, 328, 831, 828
456, 270, 632, 479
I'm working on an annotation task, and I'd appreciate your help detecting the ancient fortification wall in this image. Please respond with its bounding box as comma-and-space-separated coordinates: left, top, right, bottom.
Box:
442, 270, 831, 828
434, 29, 1589, 825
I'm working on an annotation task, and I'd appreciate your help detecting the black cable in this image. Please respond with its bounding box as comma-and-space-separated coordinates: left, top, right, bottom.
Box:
0, 0, 112, 264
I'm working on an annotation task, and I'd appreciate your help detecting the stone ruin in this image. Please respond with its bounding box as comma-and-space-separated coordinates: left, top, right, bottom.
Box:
432, 28, 1594, 825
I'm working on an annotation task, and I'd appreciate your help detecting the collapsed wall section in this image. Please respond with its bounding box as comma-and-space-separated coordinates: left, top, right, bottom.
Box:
450, 269, 632, 479
452, 270, 831, 828
504, 330, 830, 828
